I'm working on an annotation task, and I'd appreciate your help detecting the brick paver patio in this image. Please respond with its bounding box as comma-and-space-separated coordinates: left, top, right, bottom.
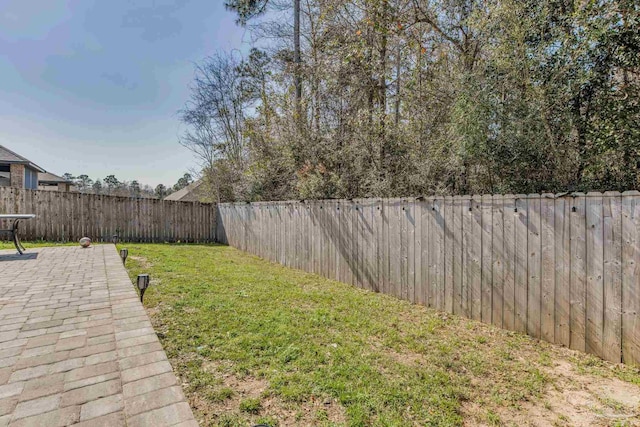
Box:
0, 245, 197, 427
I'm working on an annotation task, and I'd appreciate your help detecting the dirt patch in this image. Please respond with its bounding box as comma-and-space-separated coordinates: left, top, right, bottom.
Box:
187, 365, 269, 425
191, 361, 346, 426
463, 359, 640, 426
386, 347, 427, 366
146, 301, 171, 328
260, 395, 347, 427
370, 338, 428, 367
129, 255, 153, 269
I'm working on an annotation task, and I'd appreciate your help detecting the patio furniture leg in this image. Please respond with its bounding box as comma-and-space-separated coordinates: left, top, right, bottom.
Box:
12, 220, 24, 255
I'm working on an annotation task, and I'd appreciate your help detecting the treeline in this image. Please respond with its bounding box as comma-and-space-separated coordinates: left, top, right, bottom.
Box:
61, 173, 194, 199
180, 0, 639, 202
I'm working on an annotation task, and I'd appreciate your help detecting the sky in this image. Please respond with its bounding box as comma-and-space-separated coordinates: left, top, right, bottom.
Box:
0, 0, 250, 188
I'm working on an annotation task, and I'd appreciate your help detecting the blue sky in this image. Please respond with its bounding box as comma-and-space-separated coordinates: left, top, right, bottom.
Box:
0, 0, 249, 187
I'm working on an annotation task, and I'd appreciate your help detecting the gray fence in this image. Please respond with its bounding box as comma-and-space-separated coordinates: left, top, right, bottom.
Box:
0, 188, 216, 243
217, 192, 640, 365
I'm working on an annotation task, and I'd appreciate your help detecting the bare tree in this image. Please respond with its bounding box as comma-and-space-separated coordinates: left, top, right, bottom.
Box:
180, 52, 248, 168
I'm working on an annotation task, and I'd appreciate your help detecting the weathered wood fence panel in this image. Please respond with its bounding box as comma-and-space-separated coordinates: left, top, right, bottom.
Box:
0, 188, 216, 243
217, 192, 640, 365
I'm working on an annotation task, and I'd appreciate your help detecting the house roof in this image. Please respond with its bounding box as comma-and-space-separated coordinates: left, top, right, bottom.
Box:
0, 145, 46, 173
38, 172, 72, 184
164, 180, 204, 201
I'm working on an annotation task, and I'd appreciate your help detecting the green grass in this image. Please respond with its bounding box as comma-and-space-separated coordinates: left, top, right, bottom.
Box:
0, 240, 79, 250
239, 398, 262, 414
118, 243, 605, 426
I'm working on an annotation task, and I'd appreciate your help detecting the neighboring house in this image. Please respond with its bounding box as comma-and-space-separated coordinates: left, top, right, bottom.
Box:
0, 144, 45, 190
0, 144, 73, 192
38, 172, 74, 192
164, 179, 209, 202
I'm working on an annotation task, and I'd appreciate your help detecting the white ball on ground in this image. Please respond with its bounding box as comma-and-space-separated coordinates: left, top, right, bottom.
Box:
79, 237, 91, 248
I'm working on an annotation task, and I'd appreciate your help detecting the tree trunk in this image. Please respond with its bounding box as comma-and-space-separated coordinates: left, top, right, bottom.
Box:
294, 0, 302, 117
378, 0, 388, 185
395, 42, 401, 127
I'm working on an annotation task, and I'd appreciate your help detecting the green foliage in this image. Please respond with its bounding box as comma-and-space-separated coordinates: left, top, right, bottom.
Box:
173, 173, 193, 192
154, 183, 169, 199
61, 172, 179, 199
239, 398, 262, 414
224, 0, 269, 25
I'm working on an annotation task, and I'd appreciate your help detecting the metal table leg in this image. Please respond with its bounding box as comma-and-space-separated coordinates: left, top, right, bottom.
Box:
13, 220, 25, 255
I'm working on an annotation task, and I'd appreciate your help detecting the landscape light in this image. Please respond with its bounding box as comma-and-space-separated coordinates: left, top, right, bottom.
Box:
120, 248, 128, 265
112, 234, 119, 244
137, 274, 150, 303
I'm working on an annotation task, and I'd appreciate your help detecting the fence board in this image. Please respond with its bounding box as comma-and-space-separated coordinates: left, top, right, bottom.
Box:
381, 199, 389, 294
399, 200, 407, 299
528, 195, 542, 339
419, 199, 429, 306
316, 203, 324, 277
502, 194, 518, 330
514, 196, 528, 333
403, 200, 413, 301
366, 200, 379, 293
435, 198, 445, 311
481, 195, 493, 323
461, 196, 472, 317
389, 199, 402, 298
470, 197, 482, 321
414, 199, 423, 304
586, 193, 604, 358
444, 196, 454, 313
541, 194, 556, 343
603, 193, 622, 363
323, 203, 331, 279
427, 198, 436, 308
374, 200, 382, 293
347, 201, 355, 287
360, 200, 367, 288
571, 194, 587, 353
335, 202, 345, 284
492, 196, 504, 328
296, 204, 303, 271
331, 201, 340, 280
622, 192, 640, 365
355, 201, 363, 287
453, 197, 463, 316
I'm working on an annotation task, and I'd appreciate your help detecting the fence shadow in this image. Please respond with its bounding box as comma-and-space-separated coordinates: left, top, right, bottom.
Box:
217, 192, 640, 366
0, 253, 39, 262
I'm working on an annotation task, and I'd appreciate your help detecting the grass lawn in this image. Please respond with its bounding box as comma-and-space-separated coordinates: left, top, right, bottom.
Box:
117, 243, 640, 427
9, 241, 638, 426
0, 241, 79, 250
119, 244, 640, 426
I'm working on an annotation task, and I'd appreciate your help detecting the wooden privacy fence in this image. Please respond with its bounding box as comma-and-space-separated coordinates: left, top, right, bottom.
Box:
217, 192, 640, 365
0, 188, 216, 243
